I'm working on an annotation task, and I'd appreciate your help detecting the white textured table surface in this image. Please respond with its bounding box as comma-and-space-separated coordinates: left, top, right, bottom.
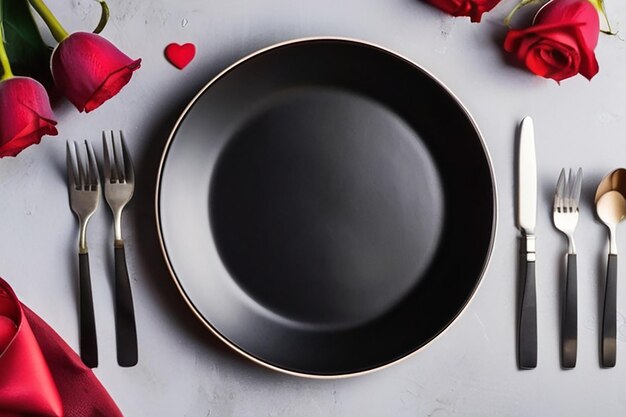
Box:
3, 0, 626, 416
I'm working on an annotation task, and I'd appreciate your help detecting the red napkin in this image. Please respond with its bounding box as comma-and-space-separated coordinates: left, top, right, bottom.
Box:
0, 278, 123, 417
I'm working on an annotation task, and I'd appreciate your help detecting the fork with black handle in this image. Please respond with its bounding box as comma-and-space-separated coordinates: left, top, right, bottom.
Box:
66, 141, 100, 368
102, 130, 138, 367
552, 168, 582, 369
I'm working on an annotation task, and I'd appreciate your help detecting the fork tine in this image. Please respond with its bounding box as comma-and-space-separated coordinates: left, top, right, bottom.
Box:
568, 168, 576, 206
112, 130, 125, 183
83, 141, 93, 187
564, 168, 573, 211
555, 168, 566, 211
86, 141, 100, 189
103, 131, 114, 182
74, 141, 87, 189
572, 168, 583, 209
119, 131, 135, 184
66, 141, 78, 189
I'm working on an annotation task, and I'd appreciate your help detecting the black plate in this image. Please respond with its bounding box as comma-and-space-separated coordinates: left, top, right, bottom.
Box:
156, 38, 496, 377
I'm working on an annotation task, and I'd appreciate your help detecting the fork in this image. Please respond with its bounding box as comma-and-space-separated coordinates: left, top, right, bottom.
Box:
66, 141, 99, 368
553, 168, 582, 369
102, 130, 138, 367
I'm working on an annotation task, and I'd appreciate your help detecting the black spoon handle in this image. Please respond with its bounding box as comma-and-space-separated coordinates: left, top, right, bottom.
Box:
114, 241, 138, 367
561, 254, 577, 369
602, 254, 617, 368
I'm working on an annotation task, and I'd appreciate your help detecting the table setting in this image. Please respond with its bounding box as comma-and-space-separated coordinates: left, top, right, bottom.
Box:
2, 0, 626, 416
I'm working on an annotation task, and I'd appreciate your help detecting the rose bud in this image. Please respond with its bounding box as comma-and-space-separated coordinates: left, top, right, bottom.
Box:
422, 0, 502, 22
51, 32, 141, 113
504, 0, 600, 82
0, 77, 58, 158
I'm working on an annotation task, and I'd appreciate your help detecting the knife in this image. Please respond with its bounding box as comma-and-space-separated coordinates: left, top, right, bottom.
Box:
518, 116, 537, 369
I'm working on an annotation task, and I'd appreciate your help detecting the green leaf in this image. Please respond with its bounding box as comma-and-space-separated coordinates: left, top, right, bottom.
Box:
1, 0, 53, 87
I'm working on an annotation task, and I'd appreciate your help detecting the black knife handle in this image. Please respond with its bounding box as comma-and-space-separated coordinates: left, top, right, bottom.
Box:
602, 254, 617, 368
78, 252, 98, 368
114, 241, 138, 367
561, 254, 577, 369
519, 249, 537, 369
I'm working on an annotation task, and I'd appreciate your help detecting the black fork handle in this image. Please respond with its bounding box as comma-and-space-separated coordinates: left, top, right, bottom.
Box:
561, 254, 577, 369
79, 252, 98, 368
114, 240, 138, 367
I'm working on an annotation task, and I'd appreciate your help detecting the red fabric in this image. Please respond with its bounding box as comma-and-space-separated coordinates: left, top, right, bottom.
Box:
0, 77, 58, 158
0, 278, 123, 417
503, 0, 600, 82
51, 32, 141, 113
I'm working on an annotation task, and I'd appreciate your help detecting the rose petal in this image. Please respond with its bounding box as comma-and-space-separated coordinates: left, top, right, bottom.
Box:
51, 32, 141, 112
84, 59, 141, 113
534, 0, 600, 49
573, 25, 599, 79
0, 77, 57, 158
526, 40, 579, 81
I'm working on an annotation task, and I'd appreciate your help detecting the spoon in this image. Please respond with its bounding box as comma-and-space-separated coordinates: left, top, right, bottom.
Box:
595, 168, 626, 367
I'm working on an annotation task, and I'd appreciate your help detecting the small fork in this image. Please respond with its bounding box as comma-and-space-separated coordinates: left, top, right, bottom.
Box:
103, 131, 138, 367
66, 141, 99, 368
553, 168, 583, 369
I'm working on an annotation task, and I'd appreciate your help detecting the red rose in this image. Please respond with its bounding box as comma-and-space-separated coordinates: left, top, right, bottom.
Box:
504, 0, 600, 82
0, 77, 58, 158
51, 32, 141, 113
423, 0, 501, 22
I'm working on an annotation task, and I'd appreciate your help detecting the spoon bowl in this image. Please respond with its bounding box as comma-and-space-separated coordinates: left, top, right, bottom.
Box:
595, 168, 626, 203
597, 190, 626, 229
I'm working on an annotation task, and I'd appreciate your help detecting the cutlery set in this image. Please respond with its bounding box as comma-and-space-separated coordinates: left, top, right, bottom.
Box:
517, 117, 626, 370
66, 131, 138, 368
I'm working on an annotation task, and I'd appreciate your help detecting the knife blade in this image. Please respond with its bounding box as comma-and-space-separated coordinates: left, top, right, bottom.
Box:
518, 116, 537, 369
518, 117, 536, 235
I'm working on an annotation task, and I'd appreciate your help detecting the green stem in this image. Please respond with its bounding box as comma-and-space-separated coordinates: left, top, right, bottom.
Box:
93, 0, 110, 34
504, 0, 542, 27
0, 23, 13, 81
27, 0, 69, 42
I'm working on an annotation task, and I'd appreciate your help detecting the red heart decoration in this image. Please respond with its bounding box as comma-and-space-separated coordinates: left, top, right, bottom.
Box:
165, 43, 196, 70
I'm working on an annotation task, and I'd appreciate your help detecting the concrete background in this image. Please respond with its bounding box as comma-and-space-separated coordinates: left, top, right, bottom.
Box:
2, 0, 626, 415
